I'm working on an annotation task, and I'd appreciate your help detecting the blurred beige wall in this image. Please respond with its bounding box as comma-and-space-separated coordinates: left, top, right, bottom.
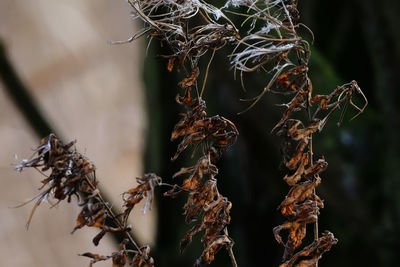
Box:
0, 1, 154, 266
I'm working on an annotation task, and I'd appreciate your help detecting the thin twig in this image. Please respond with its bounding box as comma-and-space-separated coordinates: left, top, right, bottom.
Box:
200, 48, 216, 98
84, 175, 142, 254
224, 228, 238, 267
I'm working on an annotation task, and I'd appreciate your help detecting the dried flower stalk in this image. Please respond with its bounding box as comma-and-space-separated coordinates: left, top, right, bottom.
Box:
15, 134, 159, 266
124, 1, 241, 266
14, 0, 367, 266
224, 0, 366, 265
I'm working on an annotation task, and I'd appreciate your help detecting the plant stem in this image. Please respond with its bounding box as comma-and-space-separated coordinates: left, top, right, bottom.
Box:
307, 98, 318, 267
224, 228, 238, 267
84, 175, 142, 254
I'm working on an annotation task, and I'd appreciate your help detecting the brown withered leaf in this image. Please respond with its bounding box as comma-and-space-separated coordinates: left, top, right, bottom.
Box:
92, 226, 129, 246
80, 239, 130, 267
92, 229, 107, 246
194, 235, 233, 267
279, 177, 321, 217
279, 231, 338, 267
275, 65, 308, 92
294, 258, 319, 267
180, 196, 232, 257
283, 153, 309, 186
201, 197, 232, 249
275, 119, 301, 137
175, 87, 200, 109
72, 198, 106, 233
275, 119, 321, 141
209, 129, 238, 149
274, 214, 318, 261
304, 158, 328, 179
183, 178, 218, 223
79, 252, 110, 267
271, 95, 305, 136
180, 224, 203, 254
178, 68, 199, 88
111, 242, 128, 267
167, 57, 175, 72
304, 78, 313, 107
172, 115, 237, 161
173, 155, 218, 191
289, 199, 323, 220
162, 53, 185, 72
287, 120, 321, 141
285, 138, 309, 170
312, 94, 330, 110
274, 200, 322, 256
163, 184, 182, 198
171, 98, 207, 141
121, 173, 161, 224
112, 252, 127, 267
172, 132, 207, 161
131, 246, 154, 267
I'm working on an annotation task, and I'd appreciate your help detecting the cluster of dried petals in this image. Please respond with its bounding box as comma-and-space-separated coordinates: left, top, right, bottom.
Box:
170, 88, 238, 162
15, 134, 98, 227
180, 193, 233, 266
165, 80, 237, 265
271, 80, 365, 264
16, 135, 159, 266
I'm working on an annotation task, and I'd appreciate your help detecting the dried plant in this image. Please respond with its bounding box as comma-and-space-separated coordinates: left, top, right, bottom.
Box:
14, 0, 367, 266
165, 90, 238, 266
122, 1, 241, 266
15, 134, 159, 267
222, 0, 366, 266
